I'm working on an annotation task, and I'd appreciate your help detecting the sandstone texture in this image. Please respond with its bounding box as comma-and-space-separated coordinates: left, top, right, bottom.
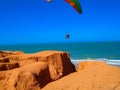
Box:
1, 51, 120, 90
0, 50, 75, 90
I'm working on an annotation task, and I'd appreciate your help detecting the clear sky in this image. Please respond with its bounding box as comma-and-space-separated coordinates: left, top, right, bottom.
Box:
0, 0, 120, 44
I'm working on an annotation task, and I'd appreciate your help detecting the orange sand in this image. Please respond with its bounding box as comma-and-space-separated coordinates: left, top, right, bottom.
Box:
42, 61, 120, 90
0, 51, 120, 90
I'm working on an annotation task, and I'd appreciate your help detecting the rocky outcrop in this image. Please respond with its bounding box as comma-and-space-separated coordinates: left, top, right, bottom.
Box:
4, 51, 75, 80
0, 51, 23, 71
0, 50, 75, 90
0, 62, 49, 90
0, 51, 24, 58
1, 50, 120, 90
0, 58, 9, 63
0, 62, 19, 71
42, 61, 120, 90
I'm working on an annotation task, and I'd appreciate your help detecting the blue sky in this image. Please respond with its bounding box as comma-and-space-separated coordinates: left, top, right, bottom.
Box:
0, 0, 120, 44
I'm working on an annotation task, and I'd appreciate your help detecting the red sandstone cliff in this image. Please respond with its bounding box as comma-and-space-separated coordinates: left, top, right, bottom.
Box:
1, 51, 120, 90
0, 50, 75, 90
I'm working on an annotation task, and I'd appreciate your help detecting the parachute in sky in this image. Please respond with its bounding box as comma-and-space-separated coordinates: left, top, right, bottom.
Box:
65, 0, 82, 14
65, 33, 70, 39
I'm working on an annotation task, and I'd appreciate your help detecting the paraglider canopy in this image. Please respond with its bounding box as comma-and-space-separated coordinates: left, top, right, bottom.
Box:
65, 0, 82, 14
65, 33, 70, 39
46, 0, 82, 14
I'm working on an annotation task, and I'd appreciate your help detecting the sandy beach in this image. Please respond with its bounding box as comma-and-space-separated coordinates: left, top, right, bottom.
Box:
0, 50, 120, 90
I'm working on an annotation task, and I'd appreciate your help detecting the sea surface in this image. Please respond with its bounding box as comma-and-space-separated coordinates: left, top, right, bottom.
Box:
0, 42, 120, 66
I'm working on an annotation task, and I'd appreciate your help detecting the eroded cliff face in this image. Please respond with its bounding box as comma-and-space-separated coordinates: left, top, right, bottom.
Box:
0, 51, 24, 58
0, 50, 75, 90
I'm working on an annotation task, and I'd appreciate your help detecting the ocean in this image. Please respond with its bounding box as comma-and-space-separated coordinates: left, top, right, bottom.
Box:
0, 42, 120, 66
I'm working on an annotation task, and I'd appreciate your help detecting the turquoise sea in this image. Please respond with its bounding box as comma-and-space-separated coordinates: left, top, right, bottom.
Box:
0, 42, 120, 66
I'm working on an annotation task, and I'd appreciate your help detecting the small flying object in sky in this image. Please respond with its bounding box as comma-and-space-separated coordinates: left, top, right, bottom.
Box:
46, 0, 51, 3
65, 33, 70, 39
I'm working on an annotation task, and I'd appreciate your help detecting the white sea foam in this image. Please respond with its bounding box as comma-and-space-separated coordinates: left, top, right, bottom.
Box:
71, 58, 120, 66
